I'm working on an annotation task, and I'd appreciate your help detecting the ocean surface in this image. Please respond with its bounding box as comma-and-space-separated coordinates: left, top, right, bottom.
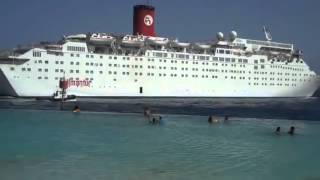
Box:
0, 97, 320, 180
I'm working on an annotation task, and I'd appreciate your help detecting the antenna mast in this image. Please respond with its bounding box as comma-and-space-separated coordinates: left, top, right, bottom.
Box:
263, 26, 272, 41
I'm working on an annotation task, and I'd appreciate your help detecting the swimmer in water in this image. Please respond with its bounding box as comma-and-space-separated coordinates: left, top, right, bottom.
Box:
150, 116, 163, 125
288, 126, 295, 135
275, 126, 281, 134
144, 107, 151, 117
213, 119, 219, 123
73, 105, 80, 113
208, 116, 219, 123
144, 107, 153, 123
152, 117, 156, 125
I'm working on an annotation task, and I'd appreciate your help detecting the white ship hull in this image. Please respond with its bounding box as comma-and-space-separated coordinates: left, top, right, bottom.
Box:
0, 48, 319, 98
1, 72, 318, 97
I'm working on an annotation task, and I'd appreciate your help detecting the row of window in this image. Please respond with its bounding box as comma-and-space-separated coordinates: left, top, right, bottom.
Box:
250, 82, 298, 87
216, 49, 231, 55
33, 51, 41, 57
107, 71, 143, 76
16, 66, 313, 79
254, 59, 265, 64
35, 60, 48, 64
270, 65, 304, 71
67, 46, 85, 52
13, 74, 307, 86
45, 57, 304, 74
44, 47, 303, 67
108, 64, 143, 69
150, 51, 251, 63
40, 51, 305, 71
13, 70, 312, 84
146, 58, 251, 66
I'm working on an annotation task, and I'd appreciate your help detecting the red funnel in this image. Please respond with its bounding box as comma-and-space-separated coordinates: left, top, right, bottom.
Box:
133, 5, 156, 36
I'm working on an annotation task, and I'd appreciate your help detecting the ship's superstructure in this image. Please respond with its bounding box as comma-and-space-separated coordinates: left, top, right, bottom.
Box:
0, 5, 319, 97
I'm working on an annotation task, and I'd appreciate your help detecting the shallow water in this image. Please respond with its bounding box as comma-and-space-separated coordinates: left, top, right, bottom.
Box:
0, 97, 320, 120
0, 108, 320, 180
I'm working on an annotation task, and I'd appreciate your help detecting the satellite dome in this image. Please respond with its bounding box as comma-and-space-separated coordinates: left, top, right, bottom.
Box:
229, 31, 238, 41
216, 32, 224, 41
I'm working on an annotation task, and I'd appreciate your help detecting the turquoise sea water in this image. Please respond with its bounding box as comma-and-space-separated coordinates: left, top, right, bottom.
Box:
1, 107, 320, 180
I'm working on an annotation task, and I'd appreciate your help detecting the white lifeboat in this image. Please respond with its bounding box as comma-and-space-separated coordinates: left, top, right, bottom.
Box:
231, 49, 240, 55
171, 39, 190, 48
65, 34, 87, 41
146, 36, 169, 46
269, 51, 280, 56
45, 44, 63, 50
216, 41, 229, 46
89, 33, 115, 45
194, 43, 211, 49
122, 35, 145, 47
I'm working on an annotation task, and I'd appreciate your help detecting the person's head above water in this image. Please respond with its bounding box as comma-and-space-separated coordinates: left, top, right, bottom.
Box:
73, 105, 80, 112
288, 126, 295, 135
224, 115, 229, 121
208, 116, 213, 123
144, 107, 151, 115
275, 127, 281, 133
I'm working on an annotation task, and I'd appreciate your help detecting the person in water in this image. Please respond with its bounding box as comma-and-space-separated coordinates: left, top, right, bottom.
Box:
144, 107, 152, 121
144, 107, 151, 117
152, 117, 156, 124
158, 116, 163, 125
275, 127, 281, 134
208, 116, 219, 123
73, 105, 80, 113
223, 115, 230, 123
151, 115, 163, 125
288, 126, 295, 135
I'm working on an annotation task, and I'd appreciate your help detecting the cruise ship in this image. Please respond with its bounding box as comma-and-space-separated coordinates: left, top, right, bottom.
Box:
0, 4, 319, 98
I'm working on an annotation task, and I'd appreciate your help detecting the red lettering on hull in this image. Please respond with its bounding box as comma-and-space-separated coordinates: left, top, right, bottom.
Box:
66, 79, 92, 88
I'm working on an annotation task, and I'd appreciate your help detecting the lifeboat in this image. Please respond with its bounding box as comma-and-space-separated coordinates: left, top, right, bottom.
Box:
122, 35, 145, 47
194, 43, 211, 49
171, 39, 190, 48
269, 51, 280, 56
44, 44, 63, 50
89, 33, 115, 45
232, 49, 242, 56
146, 36, 169, 46
65, 34, 87, 41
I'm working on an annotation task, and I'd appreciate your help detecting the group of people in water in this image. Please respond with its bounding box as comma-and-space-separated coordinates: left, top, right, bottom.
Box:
208, 115, 229, 123
208, 114, 297, 135
144, 107, 163, 125
73, 105, 297, 135
145, 107, 232, 126
275, 126, 295, 135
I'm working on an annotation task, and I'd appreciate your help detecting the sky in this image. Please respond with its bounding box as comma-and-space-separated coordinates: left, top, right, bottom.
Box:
0, 0, 319, 73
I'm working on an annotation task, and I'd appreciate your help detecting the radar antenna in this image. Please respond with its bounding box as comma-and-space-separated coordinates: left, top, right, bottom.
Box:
263, 26, 272, 41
